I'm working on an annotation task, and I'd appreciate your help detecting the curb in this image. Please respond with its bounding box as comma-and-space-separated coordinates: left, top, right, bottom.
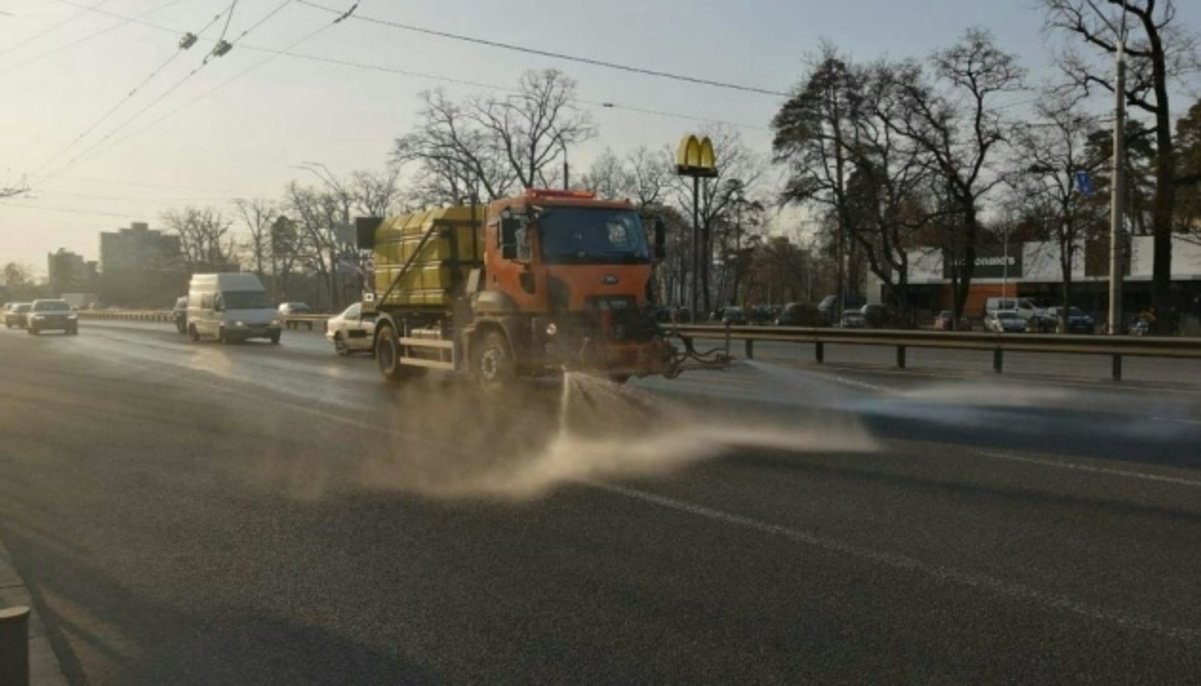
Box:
0, 539, 68, 686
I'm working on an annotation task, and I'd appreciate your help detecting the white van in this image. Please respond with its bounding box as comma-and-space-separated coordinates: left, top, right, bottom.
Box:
186, 273, 281, 344
983, 297, 1043, 321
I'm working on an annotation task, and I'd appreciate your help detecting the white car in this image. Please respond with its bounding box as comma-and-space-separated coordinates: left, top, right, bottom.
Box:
326, 303, 376, 356
984, 310, 1028, 333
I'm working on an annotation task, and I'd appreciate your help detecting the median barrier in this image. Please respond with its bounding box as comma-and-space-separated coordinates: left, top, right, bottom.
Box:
671, 324, 1201, 382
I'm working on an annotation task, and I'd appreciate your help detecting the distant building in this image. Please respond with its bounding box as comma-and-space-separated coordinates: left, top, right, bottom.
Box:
98, 222, 185, 307
871, 235, 1201, 323
99, 222, 181, 273
47, 248, 98, 294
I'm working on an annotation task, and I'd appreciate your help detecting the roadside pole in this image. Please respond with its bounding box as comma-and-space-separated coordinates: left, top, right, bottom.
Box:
675, 135, 718, 323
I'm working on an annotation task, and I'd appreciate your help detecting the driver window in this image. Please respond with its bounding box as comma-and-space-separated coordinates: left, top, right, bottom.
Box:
346, 304, 360, 320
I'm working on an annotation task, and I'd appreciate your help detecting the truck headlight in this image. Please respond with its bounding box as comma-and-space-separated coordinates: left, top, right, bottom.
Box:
67, 314, 78, 320
270, 319, 281, 327
546, 323, 557, 336
234, 321, 245, 327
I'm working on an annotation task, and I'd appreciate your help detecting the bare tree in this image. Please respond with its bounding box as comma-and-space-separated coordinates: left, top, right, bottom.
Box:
469, 69, 595, 189
393, 89, 517, 205
349, 168, 405, 216
891, 28, 1024, 321
162, 207, 237, 270
234, 198, 278, 279
1044, 0, 1200, 312
285, 182, 344, 311
1010, 91, 1105, 330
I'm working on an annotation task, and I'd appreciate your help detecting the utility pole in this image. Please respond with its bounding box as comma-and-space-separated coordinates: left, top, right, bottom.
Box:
1086, 0, 1127, 334
1107, 36, 1127, 334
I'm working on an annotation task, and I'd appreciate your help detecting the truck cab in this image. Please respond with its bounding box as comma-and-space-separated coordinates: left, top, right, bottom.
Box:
365, 188, 674, 390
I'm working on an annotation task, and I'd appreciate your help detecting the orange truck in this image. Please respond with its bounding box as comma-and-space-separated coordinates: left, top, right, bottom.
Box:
356, 188, 717, 391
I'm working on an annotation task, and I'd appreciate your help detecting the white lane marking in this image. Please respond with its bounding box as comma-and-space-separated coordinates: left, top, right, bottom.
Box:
979, 451, 1201, 489
1150, 416, 1201, 427
590, 480, 1201, 642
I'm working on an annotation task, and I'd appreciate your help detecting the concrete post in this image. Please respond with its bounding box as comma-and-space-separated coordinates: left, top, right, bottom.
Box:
0, 606, 30, 686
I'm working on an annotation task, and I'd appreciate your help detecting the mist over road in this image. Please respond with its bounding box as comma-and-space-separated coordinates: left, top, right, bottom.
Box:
2, 321, 1200, 684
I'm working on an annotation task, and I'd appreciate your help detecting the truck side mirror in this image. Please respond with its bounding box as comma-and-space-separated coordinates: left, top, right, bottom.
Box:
653, 217, 667, 261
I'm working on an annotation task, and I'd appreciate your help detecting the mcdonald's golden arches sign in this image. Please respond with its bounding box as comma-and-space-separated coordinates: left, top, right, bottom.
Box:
675, 135, 717, 178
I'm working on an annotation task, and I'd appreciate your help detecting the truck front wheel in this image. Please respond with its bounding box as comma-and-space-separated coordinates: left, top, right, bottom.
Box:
473, 330, 515, 395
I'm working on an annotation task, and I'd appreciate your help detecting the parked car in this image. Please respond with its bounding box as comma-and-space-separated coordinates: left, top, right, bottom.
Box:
278, 302, 312, 316
172, 296, 188, 334
860, 304, 906, 329
748, 305, 774, 325
775, 302, 822, 327
818, 294, 866, 325
326, 303, 377, 356
983, 297, 1044, 322
720, 306, 747, 326
26, 299, 78, 335
4, 302, 31, 329
1043, 306, 1095, 334
984, 310, 1028, 333
839, 310, 867, 328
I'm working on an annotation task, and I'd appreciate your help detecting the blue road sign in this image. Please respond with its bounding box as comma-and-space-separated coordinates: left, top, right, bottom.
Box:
1075, 171, 1094, 196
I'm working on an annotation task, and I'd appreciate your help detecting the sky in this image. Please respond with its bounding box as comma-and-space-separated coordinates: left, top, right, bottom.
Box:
1, 0, 1199, 273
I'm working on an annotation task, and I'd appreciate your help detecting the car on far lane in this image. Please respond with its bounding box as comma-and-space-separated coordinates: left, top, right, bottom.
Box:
278, 302, 312, 316
326, 302, 376, 356
4, 302, 31, 329
984, 310, 1028, 334
1043, 306, 1096, 334
27, 299, 78, 335
172, 296, 188, 334
934, 309, 971, 331
775, 302, 822, 326
719, 306, 748, 326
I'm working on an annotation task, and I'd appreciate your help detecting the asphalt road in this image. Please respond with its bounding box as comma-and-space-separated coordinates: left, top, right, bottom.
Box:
2, 320, 1200, 684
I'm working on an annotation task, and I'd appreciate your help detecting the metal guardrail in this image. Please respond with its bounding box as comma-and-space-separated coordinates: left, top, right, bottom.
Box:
71, 313, 1200, 381
77, 310, 328, 331
672, 324, 1201, 381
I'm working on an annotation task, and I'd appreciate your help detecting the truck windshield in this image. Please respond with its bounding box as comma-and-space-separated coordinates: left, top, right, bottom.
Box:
222, 291, 273, 309
537, 207, 649, 264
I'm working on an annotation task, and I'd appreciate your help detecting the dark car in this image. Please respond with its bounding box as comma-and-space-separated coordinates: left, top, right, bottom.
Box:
27, 299, 78, 335
4, 302, 31, 329
934, 309, 970, 331
818, 294, 866, 325
278, 302, 312, 316
172, 296, 188, 334
775, 302, 822, 327
1044, 306, 1095, 334
861, 304, 906, 329
720, 307, 748, 326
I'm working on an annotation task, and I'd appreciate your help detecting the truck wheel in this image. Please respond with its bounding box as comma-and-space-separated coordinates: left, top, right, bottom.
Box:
188, 324, 200, 342
27, 327, 38, 335
473, 331, 515, 395
270, 332, 280, 345
334, 333, 349, 356
218, 328, 228, 345
376, 325, 408, 383
609, 374, 630, 385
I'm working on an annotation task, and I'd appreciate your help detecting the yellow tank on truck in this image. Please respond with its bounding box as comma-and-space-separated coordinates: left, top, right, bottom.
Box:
371, 206, 484, 309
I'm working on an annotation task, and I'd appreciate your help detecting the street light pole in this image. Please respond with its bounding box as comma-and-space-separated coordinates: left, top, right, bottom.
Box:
1085, 0, 1127, 334
1107, 30, 1127, 334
